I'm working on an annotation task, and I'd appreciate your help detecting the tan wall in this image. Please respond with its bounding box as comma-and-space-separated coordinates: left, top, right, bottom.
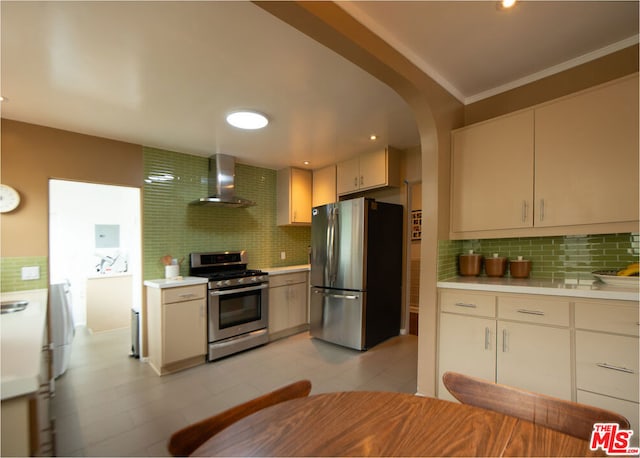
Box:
1, 119, 143, 257
465, 44, 639, 125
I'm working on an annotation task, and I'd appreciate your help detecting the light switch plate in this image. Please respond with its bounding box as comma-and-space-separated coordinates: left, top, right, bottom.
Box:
21, 266, 40, 280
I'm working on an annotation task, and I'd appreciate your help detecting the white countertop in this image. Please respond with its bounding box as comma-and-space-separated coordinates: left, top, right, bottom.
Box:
262, 264, 310, 275
437, 276, 639, 301
144, 276, 209, 289
1, 289, 48, 400
87, 272, 133, 280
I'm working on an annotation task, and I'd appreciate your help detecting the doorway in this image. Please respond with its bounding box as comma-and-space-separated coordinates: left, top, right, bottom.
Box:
49, 180, 141, 337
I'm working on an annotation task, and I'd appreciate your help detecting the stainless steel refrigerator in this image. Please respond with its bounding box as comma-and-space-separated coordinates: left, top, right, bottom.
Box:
310, 197, 403, 350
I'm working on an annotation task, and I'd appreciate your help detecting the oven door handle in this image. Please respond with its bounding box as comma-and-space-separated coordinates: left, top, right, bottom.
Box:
210, 283, 268, 296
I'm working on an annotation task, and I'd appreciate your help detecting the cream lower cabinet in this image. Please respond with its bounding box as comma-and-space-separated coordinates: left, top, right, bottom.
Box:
1, 327, 54, 457
146, 284, 207, 375
268, 271, 309, 340
575, 299, 639, 445
437, 290, 571, 402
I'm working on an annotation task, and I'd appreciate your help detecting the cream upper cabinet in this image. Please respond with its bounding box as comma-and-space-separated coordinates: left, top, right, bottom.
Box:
451, 110, 534, 232
336, 147, 400, 196
312, 164, 337, 207
534, 74, 639, 227
277, 167, 312, 226
336, 157, 361, 195
450, 74, 639, 238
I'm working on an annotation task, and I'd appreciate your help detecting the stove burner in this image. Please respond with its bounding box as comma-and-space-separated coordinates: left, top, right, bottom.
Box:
189, 251, 268, 289
205, 269, 264, 280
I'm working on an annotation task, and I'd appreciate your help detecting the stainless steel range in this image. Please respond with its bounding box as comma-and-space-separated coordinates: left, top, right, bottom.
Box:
190, 251, 269, 361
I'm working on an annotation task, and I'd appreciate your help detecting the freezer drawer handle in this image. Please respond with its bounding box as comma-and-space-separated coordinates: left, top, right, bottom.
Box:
596, 363, 635, 374
314, 290, 359, 300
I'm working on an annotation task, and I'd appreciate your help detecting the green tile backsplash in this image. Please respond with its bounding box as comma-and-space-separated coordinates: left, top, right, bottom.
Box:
143, 147, 310, 279
0, 256, 48, 292
438, 233, 639, 280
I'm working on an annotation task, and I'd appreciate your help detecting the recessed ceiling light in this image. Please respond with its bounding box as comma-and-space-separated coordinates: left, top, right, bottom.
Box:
226, 111, 269, 130
303, 161, 310, 166
0, 96, 6, 102
370, 135, 378, 141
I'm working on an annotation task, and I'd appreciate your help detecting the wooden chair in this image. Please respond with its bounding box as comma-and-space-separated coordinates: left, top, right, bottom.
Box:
167, 379, 312, 456
442, 371, 629, 441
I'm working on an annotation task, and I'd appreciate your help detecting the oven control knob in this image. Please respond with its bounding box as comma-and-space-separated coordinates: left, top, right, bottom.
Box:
216, 281, 224, 287
237, 277, 244, 284
223, 280, 231, 286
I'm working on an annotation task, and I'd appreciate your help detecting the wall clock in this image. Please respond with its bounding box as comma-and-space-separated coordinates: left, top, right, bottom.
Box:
0, 184, 21, 213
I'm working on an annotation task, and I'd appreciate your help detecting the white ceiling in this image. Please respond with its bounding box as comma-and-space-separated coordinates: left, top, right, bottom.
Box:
1, 1, 638, 171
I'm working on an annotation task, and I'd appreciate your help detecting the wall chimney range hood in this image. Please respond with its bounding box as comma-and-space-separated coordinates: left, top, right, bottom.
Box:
190, 154, 255, 208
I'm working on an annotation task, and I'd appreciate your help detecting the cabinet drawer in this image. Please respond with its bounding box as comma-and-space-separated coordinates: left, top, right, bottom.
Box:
498, 295, 569, 326
577, 390, 639, 447
439, 290, 495, 317
575, 300, 639, 336
269, 272, 308, 288
576, 330, 639, 402
162, 285, 206, 304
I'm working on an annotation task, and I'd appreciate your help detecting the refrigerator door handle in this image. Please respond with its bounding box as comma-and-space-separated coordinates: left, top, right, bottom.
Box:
328, 206, 339, 286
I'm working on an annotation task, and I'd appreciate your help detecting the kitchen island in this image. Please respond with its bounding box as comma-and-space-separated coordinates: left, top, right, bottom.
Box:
436, 275, 639, 446
1, 288, 53, 456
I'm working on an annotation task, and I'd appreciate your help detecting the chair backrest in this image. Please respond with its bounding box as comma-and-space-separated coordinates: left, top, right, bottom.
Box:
168, 379, 312, 456
442, 371, 629, 441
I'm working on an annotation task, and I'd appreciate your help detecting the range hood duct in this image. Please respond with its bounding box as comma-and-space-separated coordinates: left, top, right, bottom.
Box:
190, 154, 256, 208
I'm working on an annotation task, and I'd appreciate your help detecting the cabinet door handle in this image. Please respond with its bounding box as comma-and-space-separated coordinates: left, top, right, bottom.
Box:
354, 177, 358, 188
178, 293, 197, 299
360, 176, 364, 186
484, 327, 491, 350
454, 302, 477, 308
596, 363, 635, 374
539, 199, 545, 221
516, 309, 545, 316
522, 200, 528, 223
502, 329, 508, 353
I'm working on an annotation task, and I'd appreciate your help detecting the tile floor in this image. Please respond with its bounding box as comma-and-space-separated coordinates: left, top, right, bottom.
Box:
52, 328, 418, 456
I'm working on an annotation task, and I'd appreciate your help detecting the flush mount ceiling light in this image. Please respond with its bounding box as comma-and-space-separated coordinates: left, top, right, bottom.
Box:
226, 110, 269, 130
497, 0, 516, 10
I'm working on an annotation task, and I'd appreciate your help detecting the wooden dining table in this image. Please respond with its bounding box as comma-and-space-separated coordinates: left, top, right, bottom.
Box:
192, 391, 603, 456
